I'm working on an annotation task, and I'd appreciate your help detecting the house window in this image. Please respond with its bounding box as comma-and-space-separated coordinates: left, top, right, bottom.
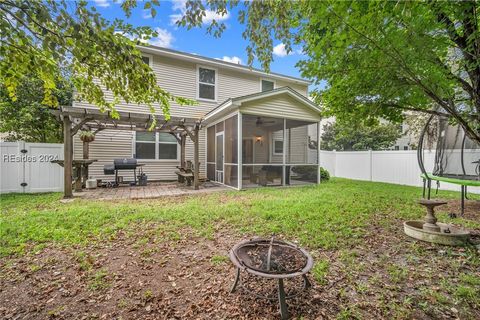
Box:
198, 66, 216, 100
261, 79, 275, 92
135, 132, 156, 159
135, 132, 178, 160
273, 139, 283, 155
404, 146, 408, 150
141, 54, 153, 67
158, 133, 178, 160
395, 145, 400, 150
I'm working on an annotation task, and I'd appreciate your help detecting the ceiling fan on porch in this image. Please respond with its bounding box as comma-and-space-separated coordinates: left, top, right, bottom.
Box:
255, 117, 276, 126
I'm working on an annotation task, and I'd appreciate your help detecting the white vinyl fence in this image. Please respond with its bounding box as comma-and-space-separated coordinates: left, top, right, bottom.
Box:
1, 141, 63, 194
1, 141, 477, 194
320, 150, 480, 194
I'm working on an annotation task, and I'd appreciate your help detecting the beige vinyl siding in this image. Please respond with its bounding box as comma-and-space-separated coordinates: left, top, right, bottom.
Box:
72, 50, 310, 181
286, 126, 309, 164
74, 129, 206, 181
240, 94, 320, 122
276, 80, 308, 96
218, 69, 261, 101
73, 53, 309, 119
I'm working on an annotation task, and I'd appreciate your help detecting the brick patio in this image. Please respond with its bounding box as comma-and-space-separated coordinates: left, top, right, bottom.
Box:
73, 181, 230, 200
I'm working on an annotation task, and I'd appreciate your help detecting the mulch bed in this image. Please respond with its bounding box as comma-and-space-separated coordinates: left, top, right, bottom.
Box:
1, 204, 479, 319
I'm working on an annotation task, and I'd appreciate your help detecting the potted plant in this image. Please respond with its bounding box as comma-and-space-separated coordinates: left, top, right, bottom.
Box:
79, 130, 95, 143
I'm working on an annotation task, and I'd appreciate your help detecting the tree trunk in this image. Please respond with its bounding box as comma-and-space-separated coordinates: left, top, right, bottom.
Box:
63, 116, 73, 198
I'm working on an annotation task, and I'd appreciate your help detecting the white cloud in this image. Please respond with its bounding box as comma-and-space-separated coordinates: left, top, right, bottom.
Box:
142, 10, 152, 19
202, 10, 230, 24
149, 28, 174, 48
218, 56, 242, 64
169, 0, 229, 25
115, 28, 175, 48
94, 0, 110, 8
273, 43, 291, 57
171, 0, 186, 11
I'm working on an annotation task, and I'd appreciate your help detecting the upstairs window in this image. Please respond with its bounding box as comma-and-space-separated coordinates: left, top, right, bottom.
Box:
141, 54, 152, 67
261, 79, 275, 92
198, 66, 216, 100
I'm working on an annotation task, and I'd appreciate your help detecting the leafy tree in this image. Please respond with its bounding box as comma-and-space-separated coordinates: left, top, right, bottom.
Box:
180, 1, 480, 144
0, 73, 72, 142
321, 121, 402, 151
0, 0, 193, 121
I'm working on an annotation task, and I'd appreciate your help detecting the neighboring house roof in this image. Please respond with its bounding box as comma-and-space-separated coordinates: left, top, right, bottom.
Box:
139, 45, 311, 85
204, 86, 321, 123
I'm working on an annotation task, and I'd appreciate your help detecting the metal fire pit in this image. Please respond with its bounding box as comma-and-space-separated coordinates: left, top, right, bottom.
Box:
229, 237, 314, 319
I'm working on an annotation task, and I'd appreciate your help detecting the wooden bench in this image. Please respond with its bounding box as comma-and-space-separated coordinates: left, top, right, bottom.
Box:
176, 160, 196, 186
175, 170, 194, 186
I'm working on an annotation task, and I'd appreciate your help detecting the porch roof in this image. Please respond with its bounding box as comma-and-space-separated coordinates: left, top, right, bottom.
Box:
203, 87, 321, 124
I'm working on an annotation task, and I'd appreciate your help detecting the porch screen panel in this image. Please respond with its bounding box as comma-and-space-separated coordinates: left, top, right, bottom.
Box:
241, 165, 283, 188
216, 121, 224, 133
207, 126, 215, 181
224, 115, 238, 164
207, 126, 215, 163
241, 114, 283, 164
224, 165, 238, 188
241, 114, 284, 188
285, 120, 318, 164
207, 164, 215, 181
288, 165, 318, 185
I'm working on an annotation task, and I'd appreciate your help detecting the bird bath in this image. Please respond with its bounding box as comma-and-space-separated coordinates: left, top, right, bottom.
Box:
404, 199, 470, 246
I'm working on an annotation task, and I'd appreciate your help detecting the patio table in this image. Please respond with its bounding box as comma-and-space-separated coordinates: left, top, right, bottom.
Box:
52, 159, 98, 192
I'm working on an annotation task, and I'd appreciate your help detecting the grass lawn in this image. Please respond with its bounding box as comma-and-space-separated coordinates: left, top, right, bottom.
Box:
1, 178, 479, 319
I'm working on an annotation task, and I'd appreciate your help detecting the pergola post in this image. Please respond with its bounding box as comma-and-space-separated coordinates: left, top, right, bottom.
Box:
180, 133, 186, 168
63, 116, 73, 198
193, 126, 200, 190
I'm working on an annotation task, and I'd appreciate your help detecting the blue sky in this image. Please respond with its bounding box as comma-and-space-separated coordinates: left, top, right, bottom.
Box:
91, 0, 306, 80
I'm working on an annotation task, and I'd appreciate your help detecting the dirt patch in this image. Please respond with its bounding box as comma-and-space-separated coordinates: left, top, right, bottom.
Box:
1, 220, 479, 319
443, 199, 480, 220
0, 227, 339, 320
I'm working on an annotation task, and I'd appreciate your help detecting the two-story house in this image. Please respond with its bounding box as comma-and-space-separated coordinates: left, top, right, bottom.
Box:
70, 45, 322, 190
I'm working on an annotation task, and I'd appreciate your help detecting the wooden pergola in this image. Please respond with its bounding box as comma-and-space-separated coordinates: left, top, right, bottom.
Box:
52, 106, 203, 198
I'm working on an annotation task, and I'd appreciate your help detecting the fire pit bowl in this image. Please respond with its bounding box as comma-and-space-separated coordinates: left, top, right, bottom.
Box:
229, 237, 314, 319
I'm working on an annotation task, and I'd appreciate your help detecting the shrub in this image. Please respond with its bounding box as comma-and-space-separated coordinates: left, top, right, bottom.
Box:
290, 166, 330, 182
320, 167, 330, 182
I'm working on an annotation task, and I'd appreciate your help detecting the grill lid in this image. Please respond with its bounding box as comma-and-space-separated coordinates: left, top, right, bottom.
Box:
114, 158, 137, 169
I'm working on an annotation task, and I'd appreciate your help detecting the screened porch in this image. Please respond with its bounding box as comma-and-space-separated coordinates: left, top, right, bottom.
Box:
204, 87, 322, 190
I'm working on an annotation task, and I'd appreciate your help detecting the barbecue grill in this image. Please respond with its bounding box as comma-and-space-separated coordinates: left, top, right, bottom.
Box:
103, 158, 145, 185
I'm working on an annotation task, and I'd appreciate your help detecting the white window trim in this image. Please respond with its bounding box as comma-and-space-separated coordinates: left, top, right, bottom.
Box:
142, 53, 153, 67
134, 131, 180, 161
272, 138, 284, 156
196, 65, 218, 102
260, 78, 276, 92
